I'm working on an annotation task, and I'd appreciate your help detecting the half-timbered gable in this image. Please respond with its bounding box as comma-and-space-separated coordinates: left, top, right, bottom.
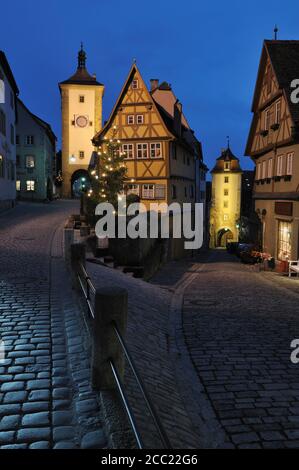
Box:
245, 40, 299, 262
93, 64, 199, 208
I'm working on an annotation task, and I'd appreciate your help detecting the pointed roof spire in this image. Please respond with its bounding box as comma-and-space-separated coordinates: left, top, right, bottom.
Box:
274, 25, 278, 40
226, 135, 230, 149
78, 42, 86, 69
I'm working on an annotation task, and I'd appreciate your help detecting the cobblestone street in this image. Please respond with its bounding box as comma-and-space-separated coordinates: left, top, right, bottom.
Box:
0, 201, 106, 449
181, 250, 299, 449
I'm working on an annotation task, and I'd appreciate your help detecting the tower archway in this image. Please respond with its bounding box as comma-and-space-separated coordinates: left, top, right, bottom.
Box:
217, 228, 233, 247
71, 169, 90, 198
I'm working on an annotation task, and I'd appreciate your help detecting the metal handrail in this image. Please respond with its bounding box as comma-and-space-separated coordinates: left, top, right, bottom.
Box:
77, 262, 95, 319
110, 359, 144, 449
74, 260, 171, 449
112, 321, 171, 449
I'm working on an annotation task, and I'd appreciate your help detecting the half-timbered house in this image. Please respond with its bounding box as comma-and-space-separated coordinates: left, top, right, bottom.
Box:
245, 40, 299, 262
92, 63, 204, 212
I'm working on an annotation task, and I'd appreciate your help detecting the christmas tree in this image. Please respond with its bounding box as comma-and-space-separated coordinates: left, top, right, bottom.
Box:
87, 126, 127, 209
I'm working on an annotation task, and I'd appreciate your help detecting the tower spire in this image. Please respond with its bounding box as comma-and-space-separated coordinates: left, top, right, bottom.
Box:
78, 43, 86, 69
226, 135, 230, 149
274, 25, 278, 40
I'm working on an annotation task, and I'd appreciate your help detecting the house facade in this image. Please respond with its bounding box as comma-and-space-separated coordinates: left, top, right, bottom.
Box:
0, 51, 19, 212
16, 99, 56, 201
245, 40, 299, 261
92, 64, 203, 211
59, 45, 104, 198
210, 147, 242, 247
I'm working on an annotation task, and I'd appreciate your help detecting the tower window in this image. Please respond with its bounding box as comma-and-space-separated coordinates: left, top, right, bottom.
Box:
224, 162, 230, 170
224, 189, 229, 196
79, 151, 85, 159
224, 176, 229, 183
79, 95, 85, 103
224, 201, 228, 208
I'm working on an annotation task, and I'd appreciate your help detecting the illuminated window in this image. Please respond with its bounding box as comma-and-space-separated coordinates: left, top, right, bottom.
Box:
277, 155, 284, 176
26, 180, 35, 191
137, 143, 148, 159
287, 153, 294, 176
127, 184, 139, 196
143, 184, 154, 199
132, 79, 139, 89
26, 155, 35, 168
0, 155, 4, 177
136, 115, 144, 124
16, 180, 21, 191
262, 160, 267, 179
267, 158, 273, 178
265, 108, 270, 130
122, 144, 134, 159
275, 100, 281, 124
25, 135, 34, 145
277, 221, 292, 260
127, 115, 134, 125
150, 142, 161, 158
155, 184, 165, 199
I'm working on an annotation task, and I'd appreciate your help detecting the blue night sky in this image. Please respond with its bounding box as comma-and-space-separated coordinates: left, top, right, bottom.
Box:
1, 0, 299, 176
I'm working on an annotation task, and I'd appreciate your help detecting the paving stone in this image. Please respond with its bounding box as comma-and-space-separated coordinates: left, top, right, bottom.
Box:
17, 427, 51, 443
0, 404, 21, 416
52, 411, 73, 426
53, 388, 70, 400
54, 441, 77, 449
0, 415, 20, 431
28, 390, 50, 401
1, 381, 25, 392
53, 426, 76, 442
22, 402, 49, 413
26, 379, 51, 390
3, 391, 27, 403
0, 431, 14, 444
81, 430, 107, 449
29, 441, 50, 449
22, 412, 50, 427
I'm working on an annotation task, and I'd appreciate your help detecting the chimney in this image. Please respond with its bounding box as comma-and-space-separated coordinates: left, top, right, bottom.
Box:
174, 100, 182, 137
150, 79, 159, 91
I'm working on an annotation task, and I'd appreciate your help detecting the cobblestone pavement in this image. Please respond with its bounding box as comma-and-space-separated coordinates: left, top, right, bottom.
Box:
0, 201, 107, 449
87, 261, 200, 449
181, 249, 299, 449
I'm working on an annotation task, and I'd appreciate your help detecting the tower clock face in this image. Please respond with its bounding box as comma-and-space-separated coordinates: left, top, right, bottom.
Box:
76, 115, 88, 128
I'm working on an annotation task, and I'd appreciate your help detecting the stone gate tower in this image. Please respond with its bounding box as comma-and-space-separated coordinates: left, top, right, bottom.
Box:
210, 145, 242, 248
58, 45, 104, 197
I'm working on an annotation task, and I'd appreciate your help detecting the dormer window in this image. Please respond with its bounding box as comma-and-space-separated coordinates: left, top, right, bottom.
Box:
224, 162, 230, 171
132, 79, 139, 89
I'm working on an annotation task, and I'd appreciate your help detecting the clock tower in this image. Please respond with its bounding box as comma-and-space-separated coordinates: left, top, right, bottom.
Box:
59, 44, 104, 197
